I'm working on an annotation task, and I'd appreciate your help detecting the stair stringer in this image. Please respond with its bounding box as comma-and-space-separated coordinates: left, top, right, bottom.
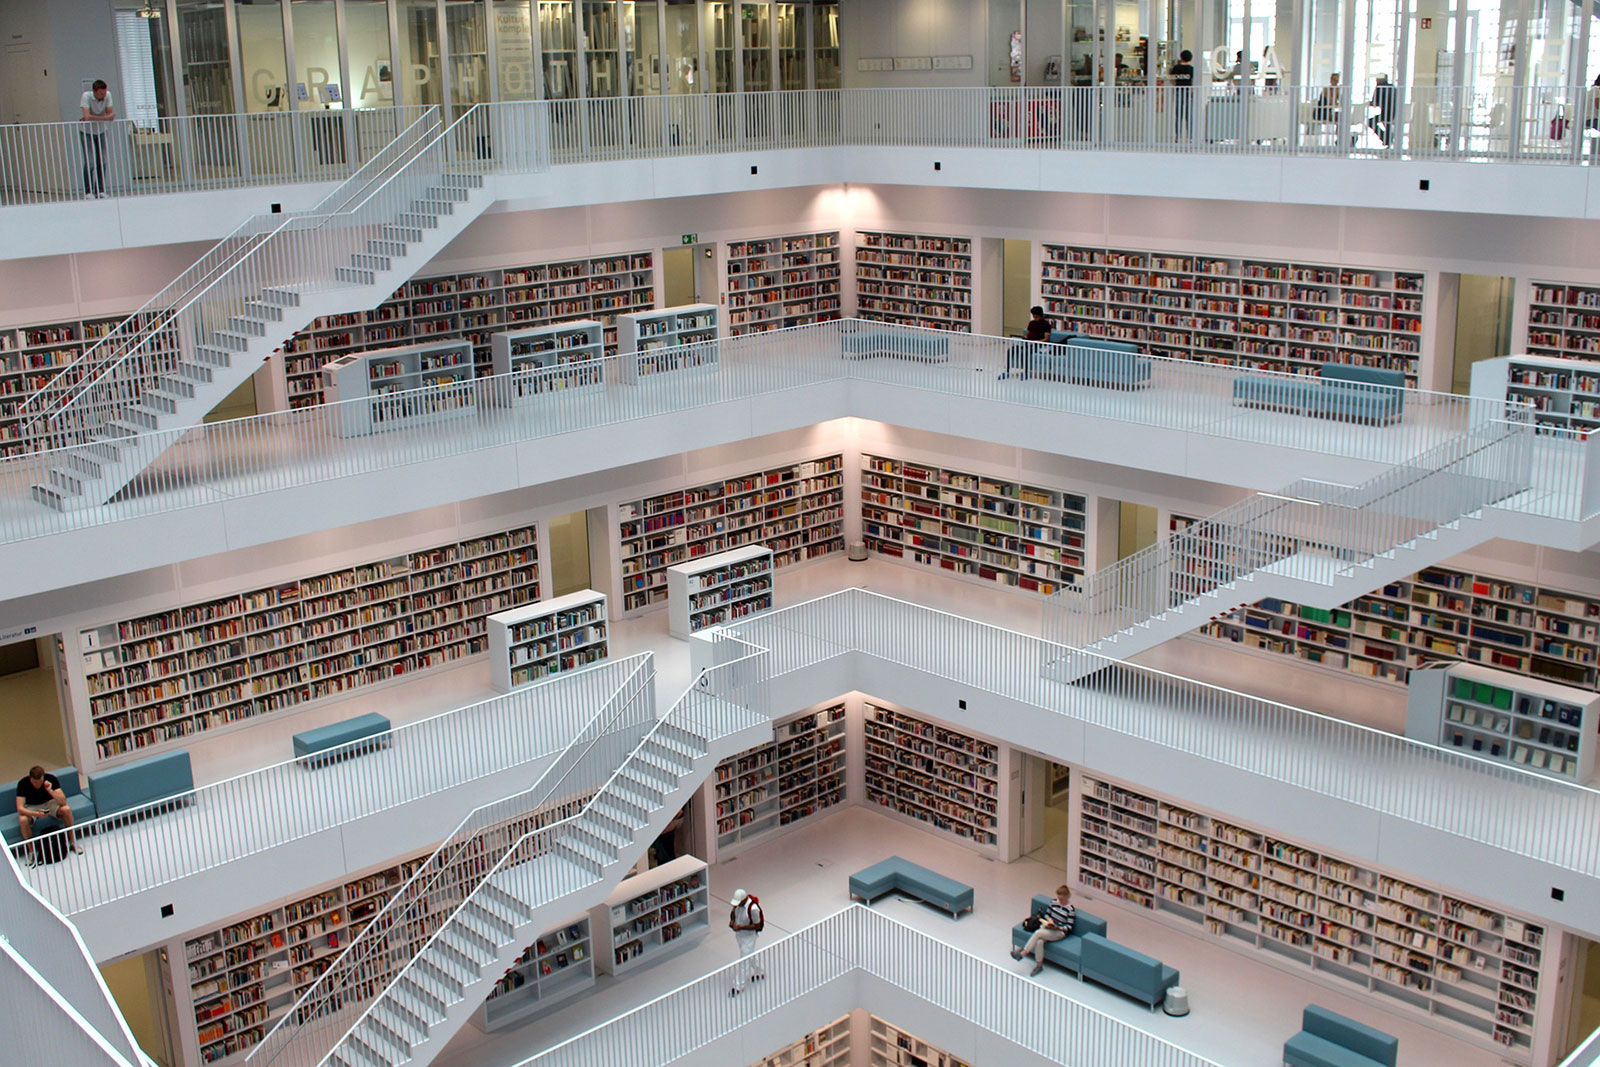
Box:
1047, 510, 1501, 681
324, 706, 773, 1067
32, 177, 497, 512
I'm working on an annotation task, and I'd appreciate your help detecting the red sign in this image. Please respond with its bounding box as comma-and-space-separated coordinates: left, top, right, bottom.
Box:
1420, 17, 1432, 28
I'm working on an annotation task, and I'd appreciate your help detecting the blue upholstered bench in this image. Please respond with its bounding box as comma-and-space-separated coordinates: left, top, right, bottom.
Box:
87, 751, 193, 822
1284, 1005, 1398, 1067
293, 712, 392, 767
849, 856, 974, 918
841, 329, 951, 363
0, 766, 96, 845
1009, 893, 1108, 975
1080, 933, 1180, 1010
1232, 363, 1406, 425
1005, 333, 1152, 389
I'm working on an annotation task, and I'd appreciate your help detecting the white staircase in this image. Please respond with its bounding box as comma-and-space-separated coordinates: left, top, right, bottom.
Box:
19, 107, 517, 511
1045, 420, 1535, 671
249, 671, 771, 1067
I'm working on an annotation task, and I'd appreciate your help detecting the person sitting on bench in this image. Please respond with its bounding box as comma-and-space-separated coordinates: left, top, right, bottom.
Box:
1011, 883, 1075, 975
16, 765, 82, 853
1000, 306, 1053, 379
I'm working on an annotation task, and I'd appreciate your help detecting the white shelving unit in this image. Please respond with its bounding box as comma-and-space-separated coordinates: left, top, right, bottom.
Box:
1077, 774, 1548, 1058
1525, 281, 1600, 367
666, 544, 774, 638
320, 339, 477, 437
726, 231, 843, 335
868, 1017, 971, 1067
593, 855, 711, 975
854, 230, 974, 331
476, 914, 594, 1031
490, 320, 606, 401
487, 589, 608, 692
1405, 662, 1600, 782
862, 703, 999, 851
710, 703, 847, 856
1470, 354, 1600, 436
616, 303, 721, 383
754, 1015, 851, 1066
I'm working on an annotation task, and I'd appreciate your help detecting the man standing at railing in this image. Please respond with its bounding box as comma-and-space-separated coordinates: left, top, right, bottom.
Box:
728, 887, 766, 995
79, 79, 115, 199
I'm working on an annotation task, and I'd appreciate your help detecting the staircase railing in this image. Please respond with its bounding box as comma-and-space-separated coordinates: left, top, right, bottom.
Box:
1046, 414, 1536, 651
248, 652, 658, 1067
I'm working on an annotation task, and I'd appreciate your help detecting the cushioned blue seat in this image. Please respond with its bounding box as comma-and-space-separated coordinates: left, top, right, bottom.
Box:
841, 329, 951, 363
1284, 1005, 1398, 1067
848, 855, 974, 918
87, 751, 193, 821
1080, 932, 1180, 1009
1004, 334, 1152, 388
293, 712, 392, 767
1009, 893, 1108, 974
0, 766, 96, 845
1232, 362, 1405, 424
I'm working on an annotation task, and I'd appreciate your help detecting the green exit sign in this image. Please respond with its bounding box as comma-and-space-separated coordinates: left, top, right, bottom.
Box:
681, 233, 697, 245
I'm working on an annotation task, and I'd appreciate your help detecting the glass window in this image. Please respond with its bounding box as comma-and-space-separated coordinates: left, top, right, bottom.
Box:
630, 1, 660, 94
492, 0, 538, 100
236, 0, 289, 111
346, 0, 396, 108
707, 1, 735, 92
176, 0, 235, 115
541, 0, 579, 98
776, 3, 806, 90
291, 0, 341, 109
399, 0, 444, 108
812, 1, 838, 88
446, 0, 490, 107
584, 1, 622, 95
113, 1, 176, 122
742, 2, 772, 92
664, 0, 699, 92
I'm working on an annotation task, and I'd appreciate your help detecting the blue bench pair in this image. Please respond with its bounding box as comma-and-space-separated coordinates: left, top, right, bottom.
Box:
840, 329, 951, 363
1232, 363, 1406, 424
849, 856, 973, 918
1003, 333, 1152, 389
3, 751, 197, 845
1009, 893, 1179, 1010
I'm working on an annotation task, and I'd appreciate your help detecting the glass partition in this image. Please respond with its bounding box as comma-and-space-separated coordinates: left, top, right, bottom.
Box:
631, 1, 662, 93
346, 0, 396, 108
813, 0, 839, 88
708, 1, 735, 91
113, 1, 177, 123
584, 0, 622, 95
177, 0, 236, 115
541, 0, 579, 97
291, 0, 342, 109
493, 0, 539, 100
399, 0, 444, 108
776, 2, 807, 89
742, 1, 772, 91
665, 0, 700, 91
447, 0, 490, 108
236, 0, 289, 111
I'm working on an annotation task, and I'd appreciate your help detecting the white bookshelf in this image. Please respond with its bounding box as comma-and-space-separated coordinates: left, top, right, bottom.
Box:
593, 855, 710, 975
666, 544, 774, 638
860, 454, 1088, 595
854, 230, 974, 331
1526, 281, 1600, 366
754, 1015, 851, 1066
616, 455, 845, 615
1039, 244, 1425, 384
616, 303, 721, 383
868, 1017, 971, 1067
476, 914, 594, 1031
711, 703, 846, 855
487, 589, 608, 692
1078, 774, 1547, 1058
490, 320, 606, 401
726, 231, 843, 335
862, 703, 999, 851
320, 339, 476, 437
1405, 662, 1600, 782
79, 525, 539, 761
1470, 354, 1600, 436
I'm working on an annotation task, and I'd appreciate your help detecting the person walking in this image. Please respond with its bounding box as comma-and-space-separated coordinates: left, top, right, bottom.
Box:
1170, 50, 1196, 141
1367, 74, 1397, 148
728, 887, 766, 995
80, 79, 116, 198
1011, 884, 1075, 976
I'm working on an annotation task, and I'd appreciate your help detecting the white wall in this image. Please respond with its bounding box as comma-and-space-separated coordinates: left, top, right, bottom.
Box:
839, 0, 989, 89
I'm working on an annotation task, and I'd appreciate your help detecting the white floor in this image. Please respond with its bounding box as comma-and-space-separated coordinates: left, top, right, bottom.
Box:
430, 805, 1511, 1067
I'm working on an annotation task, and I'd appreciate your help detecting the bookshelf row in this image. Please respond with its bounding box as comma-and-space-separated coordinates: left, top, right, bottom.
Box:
1077, 775, 1545, 1057
488, 590, 609, 692
616, 454, 845, 614
855, 229, 974, 332
726, 230, 843, 335
861, 453, 1089, 596
863, 703, 1000, 850
1039, 244, 1425, 385
1196, 563, 1600, 692
869, 1016, 973, 1067
596, 855, 711, 975
667, 545, 774, 638
754, 1015, 851, 1067
480, 915, 594, 1031
78, 525, 540, 761
712, 703, 847, 852
1526, 281, 1600, 364
274, 251, 655, 408
1473, 353, 1600, 436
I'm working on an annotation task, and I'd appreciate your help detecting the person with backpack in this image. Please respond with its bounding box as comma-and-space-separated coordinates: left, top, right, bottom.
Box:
728, 887, 766, 995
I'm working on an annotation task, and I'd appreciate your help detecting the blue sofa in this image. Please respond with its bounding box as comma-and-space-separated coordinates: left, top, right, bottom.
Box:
849, 856, 974, 918
1231, 363, 1406, 424
293, 712, 392, 767
1, 766, 96, 845
1005, 333, 1152, 389
841, 328, 951, 363
1284, 1005, 1398, 1067
87, 750, 193, 822
1080, 933, 1180, 1010
1009, 893, 1109, 975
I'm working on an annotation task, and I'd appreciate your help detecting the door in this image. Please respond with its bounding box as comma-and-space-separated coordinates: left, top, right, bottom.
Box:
548, 510, 592, 596
662, 245, 696, 305
1118, 501, 1160, 560
0, 636, 71, 780
1451, 273, 1513, 394
1004, 239, 1033, 337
